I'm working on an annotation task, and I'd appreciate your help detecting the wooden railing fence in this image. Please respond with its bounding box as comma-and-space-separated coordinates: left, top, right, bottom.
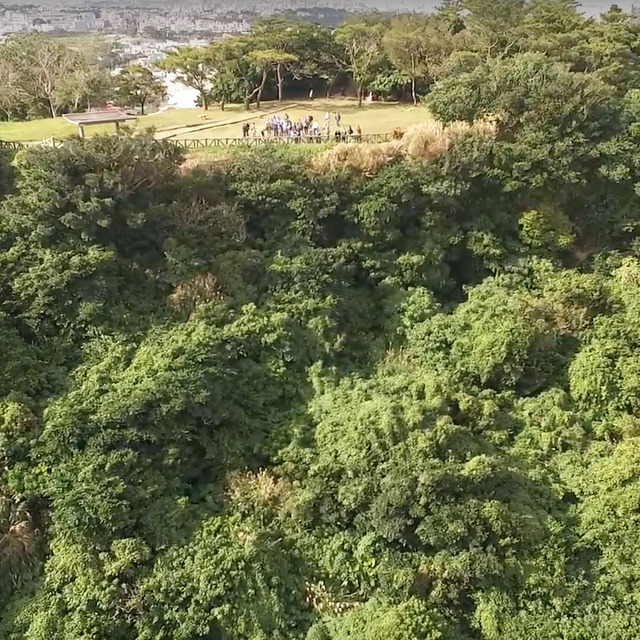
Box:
0, 132, 393, 151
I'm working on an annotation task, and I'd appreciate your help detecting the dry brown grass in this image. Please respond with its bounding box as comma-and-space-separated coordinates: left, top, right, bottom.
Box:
305, 580, 362, 615
0, 494, 38, 575
178, 150, 235, 174
168, 273, 224, 315
311, 140, 405, 177
402, 120, 496, 157
311, 119, 497, 176
4, 520, 35, 555
226, 469, 291, 510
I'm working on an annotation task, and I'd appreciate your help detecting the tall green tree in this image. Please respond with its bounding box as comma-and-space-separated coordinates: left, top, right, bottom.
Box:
159, 46, 214, 110
578, 7, 640, 93
207, 41, 244, 110
383, 15, 454, 105
249, 18, 338, 101
211, 37, 263, 110
335, 21, 386, 106
0, 56, 27, 121
250, 18, 301, 102
515, 0, 586, 62
463, 0, 526, 58
56, 63, 114, 112
2, 35, 78, 118
246, 47, 296, 105
116, 65, 165, 115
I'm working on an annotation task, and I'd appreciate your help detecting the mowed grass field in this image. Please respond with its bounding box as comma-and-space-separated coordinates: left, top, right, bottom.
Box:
0, 108, 224, 142
169, 99, 431, 140
0, 99, 432, 144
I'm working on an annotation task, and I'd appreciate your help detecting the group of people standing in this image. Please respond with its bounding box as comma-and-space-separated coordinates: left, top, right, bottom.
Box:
325, 110, 362, 141
264, 113, 322, 139
240, 110, 362, 143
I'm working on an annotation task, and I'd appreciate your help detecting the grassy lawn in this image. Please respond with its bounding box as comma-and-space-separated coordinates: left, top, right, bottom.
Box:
0, 100, 432, 143
0, 117, 100, 142
0, 109, 213, 142
173, 99, 432, 140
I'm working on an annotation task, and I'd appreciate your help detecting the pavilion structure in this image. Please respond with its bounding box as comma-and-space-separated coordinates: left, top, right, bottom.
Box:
63, 110, 137, 138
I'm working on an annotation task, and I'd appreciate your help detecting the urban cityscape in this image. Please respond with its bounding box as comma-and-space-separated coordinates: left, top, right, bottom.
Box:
0, 0, 635, 38
0, 3, 395, 38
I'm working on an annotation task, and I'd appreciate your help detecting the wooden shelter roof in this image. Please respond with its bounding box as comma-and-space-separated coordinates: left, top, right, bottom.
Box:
63, 111, 136, 126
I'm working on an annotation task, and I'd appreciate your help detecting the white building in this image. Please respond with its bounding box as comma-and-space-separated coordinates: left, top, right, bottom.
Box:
161, 72, 200, 109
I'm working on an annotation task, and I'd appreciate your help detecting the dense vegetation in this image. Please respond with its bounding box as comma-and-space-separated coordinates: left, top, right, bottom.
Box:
0, 35, 119, 120
5, 3, 640, 638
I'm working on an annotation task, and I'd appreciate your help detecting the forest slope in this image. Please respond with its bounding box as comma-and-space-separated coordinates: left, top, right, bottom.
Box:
2, 53, 640, 640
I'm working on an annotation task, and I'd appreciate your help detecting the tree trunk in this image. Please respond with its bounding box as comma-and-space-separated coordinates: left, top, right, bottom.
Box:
357, 85, 363, 108
140, 98, 146, 115
49, 97, 57, 118
276, 63, 283, 102
326, 74, 337, 98
202, 91, 209, 110
410, 56, 418, 107
246, 69, 268, 110
221, 98, 225, 112
256, 69, 268, 109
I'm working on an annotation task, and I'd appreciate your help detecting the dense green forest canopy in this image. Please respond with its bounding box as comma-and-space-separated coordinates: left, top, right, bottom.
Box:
6, 4, 640, 639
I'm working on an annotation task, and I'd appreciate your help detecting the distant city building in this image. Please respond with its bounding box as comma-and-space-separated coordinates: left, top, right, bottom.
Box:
0, 1, 631, 37
0, 4, 254, 36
